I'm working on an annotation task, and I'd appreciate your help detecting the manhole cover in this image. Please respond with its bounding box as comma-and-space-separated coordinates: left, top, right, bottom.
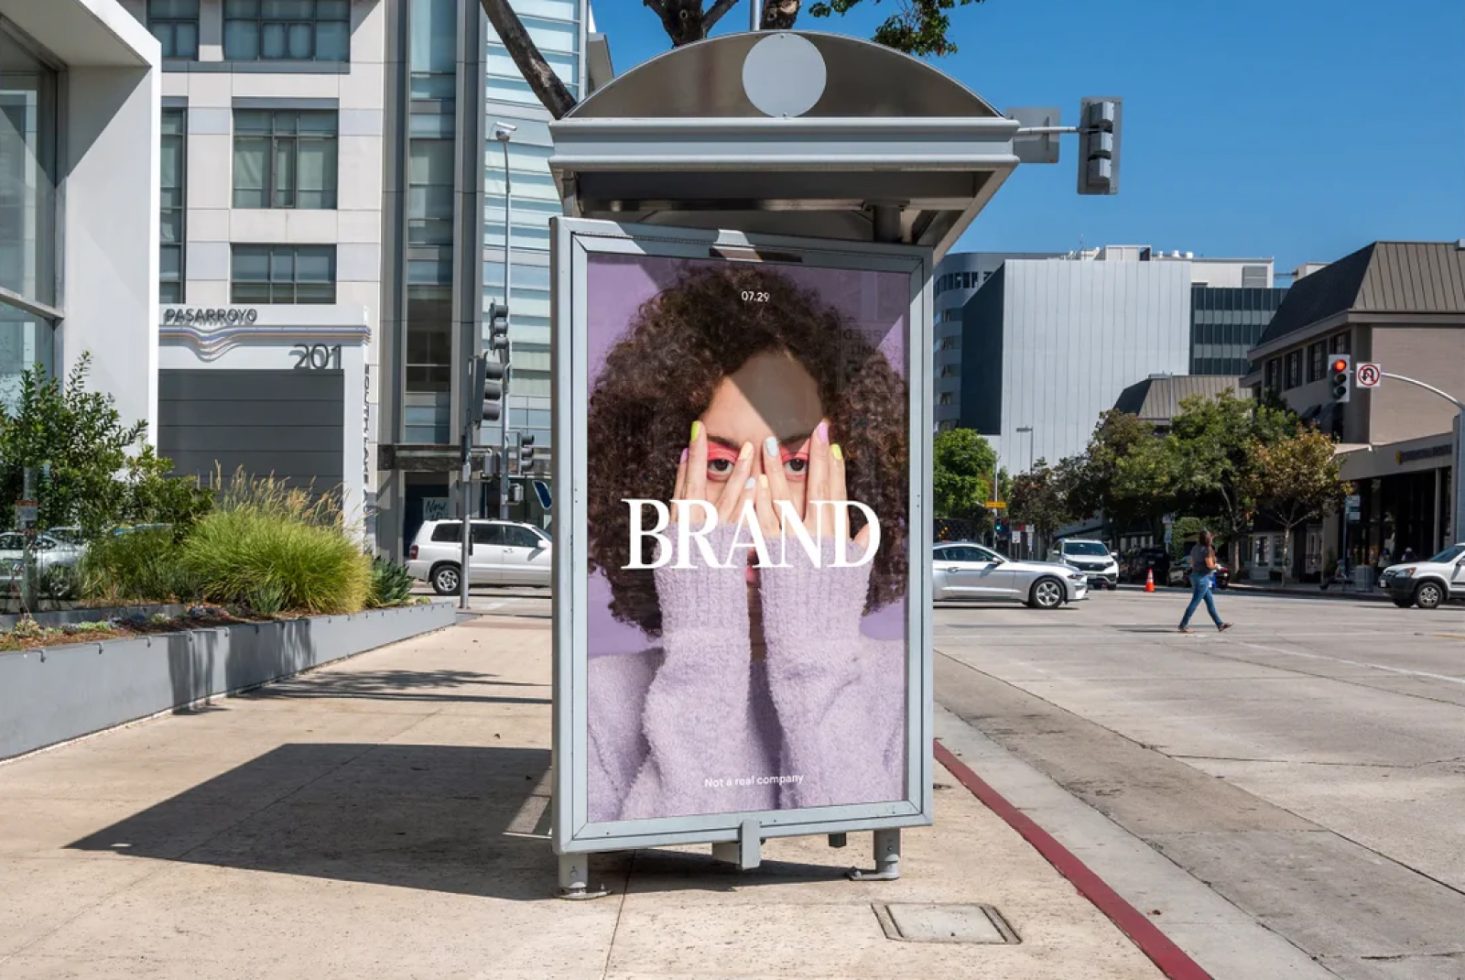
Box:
873, 903, 1020, 945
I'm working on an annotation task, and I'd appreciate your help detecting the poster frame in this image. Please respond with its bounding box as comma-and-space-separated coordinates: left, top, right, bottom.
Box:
550, 216, 933, 855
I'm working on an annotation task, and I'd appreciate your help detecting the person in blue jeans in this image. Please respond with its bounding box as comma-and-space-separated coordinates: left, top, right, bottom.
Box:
1179, 530, 1232, 633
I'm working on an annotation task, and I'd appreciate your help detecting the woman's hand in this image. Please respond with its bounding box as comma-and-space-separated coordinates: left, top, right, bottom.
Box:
753, 420, 872, 554
672, 420, 757, 525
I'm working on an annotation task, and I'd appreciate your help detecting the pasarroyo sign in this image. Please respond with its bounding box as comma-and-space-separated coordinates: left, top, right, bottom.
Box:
551, 218, 932, 878
162, 307, 260, 326
1356, 362, 1382, 388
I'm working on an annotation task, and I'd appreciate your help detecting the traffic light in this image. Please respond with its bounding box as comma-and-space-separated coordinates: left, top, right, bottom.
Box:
1329, 354, 1352, 403
488, 300, 510, 354
519, 433, 535, 471
1077, 97, 1122, 195
472, 353, 506, 422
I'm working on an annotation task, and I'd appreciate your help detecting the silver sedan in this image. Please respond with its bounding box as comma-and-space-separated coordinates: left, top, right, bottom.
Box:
933, 542, 1089, 609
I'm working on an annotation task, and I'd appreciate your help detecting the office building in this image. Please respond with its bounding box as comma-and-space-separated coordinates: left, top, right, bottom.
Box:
1244, 241, 1465, 577
1190, 284, 1287, 376
932, 250, 1055, 431
1, 1, 159, 431
123, 0, 386, 531
953, 245, 1273, 471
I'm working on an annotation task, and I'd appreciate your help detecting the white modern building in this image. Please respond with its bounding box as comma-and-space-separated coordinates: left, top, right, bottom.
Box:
1, 0, 160, 432
954, 245, 1275, 470
119, 0, 385, 530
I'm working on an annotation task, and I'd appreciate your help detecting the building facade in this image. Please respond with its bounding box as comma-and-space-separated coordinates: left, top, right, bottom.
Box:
124, 0, 385, 530
1244, 241, 1465, 578
1190, 284, 1286, 376
932, 250, 1054, 431
1, 1, 159, 432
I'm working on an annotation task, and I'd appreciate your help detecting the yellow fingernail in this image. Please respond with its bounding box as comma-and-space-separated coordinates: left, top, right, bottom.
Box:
831, 443, 844, 461
738, 441, 752, 460
689, 420, 701, 443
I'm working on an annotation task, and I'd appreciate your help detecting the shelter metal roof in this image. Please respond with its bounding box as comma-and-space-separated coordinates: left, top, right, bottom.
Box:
1113, 375, 1243, 423
548, 31, 1021, 256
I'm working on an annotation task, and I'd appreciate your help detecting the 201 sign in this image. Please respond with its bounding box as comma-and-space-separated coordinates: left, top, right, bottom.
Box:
291, 344, 342, 370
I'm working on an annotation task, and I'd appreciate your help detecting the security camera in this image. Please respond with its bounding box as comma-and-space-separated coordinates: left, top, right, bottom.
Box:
492, 121, 518, 142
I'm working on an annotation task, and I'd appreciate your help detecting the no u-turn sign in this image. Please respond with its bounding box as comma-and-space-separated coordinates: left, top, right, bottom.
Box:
1356, 362, 1382, 388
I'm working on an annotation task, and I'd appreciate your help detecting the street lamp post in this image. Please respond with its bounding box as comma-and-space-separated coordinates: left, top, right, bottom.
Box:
494, 122, 516, 521
1014, 427, 1033, 557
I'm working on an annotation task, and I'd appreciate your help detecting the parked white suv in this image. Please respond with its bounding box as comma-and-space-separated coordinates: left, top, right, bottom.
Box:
408, 520, 552, 595
1048, 539, 1120, 590
1380, 543, 1465, 609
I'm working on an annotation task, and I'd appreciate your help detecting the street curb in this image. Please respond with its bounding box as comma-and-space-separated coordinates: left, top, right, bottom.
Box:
933, 739, 1212, 980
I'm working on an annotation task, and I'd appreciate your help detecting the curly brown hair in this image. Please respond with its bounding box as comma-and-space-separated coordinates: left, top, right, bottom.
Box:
587, 263, 909, 635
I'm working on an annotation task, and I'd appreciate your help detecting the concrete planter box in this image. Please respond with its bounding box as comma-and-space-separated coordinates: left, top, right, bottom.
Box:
0, 601, 457, 761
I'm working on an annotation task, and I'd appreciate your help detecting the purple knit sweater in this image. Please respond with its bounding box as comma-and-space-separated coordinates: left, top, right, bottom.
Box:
587, 525, 906, 822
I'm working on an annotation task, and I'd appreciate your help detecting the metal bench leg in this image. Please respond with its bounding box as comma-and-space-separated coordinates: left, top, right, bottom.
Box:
848, 828, 901, 881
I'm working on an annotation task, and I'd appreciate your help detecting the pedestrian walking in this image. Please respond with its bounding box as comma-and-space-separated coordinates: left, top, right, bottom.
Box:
1178, 531, 1231, 633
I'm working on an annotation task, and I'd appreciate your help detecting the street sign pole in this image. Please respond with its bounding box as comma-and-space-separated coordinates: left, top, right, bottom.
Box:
1374, 371, 1465, 547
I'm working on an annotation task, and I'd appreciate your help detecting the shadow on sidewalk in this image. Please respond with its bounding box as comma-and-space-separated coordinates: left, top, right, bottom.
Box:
241, 668, 551, 706
66, 743, 587, 901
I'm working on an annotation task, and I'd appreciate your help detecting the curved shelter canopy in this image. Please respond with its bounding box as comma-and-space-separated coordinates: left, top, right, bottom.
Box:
548, 31, 1020, 255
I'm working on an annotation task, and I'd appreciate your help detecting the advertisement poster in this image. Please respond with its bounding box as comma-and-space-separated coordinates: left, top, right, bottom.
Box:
582, 251, 912, 823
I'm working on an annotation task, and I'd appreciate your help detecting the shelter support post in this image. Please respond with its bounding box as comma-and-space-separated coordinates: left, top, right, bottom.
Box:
712, 818, 763, 870
557, 853, 609, 900
849, 827, 902, 881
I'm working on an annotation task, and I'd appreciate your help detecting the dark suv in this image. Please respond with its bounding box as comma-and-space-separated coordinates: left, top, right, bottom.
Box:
1122, 547, 1171, 585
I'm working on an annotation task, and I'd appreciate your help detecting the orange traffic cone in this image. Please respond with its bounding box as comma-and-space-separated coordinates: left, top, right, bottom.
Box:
1145, 568, 1156, 593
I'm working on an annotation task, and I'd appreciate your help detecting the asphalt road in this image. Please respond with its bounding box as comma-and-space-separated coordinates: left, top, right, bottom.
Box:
935, 586, 1465, 980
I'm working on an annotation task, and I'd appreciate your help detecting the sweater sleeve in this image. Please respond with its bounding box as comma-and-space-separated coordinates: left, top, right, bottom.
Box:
616, 524, 774, 820
758, 539, 906, 809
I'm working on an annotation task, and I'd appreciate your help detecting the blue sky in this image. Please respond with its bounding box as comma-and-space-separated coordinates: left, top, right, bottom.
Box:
590, 0, 1465, 276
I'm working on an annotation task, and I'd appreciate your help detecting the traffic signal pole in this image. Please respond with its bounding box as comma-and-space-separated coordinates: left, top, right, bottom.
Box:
498, 129, 513, 521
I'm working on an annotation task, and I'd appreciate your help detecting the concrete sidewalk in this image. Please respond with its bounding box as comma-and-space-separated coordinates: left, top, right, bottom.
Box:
0, 614, 1163, 980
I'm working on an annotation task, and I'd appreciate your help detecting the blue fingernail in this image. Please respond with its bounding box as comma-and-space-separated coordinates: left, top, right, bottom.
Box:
763, 436, 779, 457
745, 477, 757, 490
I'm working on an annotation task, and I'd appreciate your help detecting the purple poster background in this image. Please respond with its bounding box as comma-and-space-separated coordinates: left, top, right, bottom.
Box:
585, 252, 910, 657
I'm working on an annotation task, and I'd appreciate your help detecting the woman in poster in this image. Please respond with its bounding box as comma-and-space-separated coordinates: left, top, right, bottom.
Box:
586, 263, 910, 822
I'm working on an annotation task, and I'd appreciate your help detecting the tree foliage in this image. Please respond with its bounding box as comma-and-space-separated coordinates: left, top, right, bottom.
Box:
932, 427, 996, 526
809, 0, 986, 56
1007, 458, 1070, 547
0, 356, 145, 536
1241, 428, 1349, 582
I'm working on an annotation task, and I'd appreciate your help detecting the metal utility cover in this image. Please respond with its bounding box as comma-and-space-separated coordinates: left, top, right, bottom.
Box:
874, 903, 1020, 945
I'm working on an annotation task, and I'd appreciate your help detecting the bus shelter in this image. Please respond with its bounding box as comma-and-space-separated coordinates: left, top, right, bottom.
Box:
545, 30, 1040, 897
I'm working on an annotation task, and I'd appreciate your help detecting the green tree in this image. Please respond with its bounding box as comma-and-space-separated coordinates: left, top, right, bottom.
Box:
1008, 458, 1070, 553
0, 356, 145, 536
1241, 428, 1349, 584
119, 446, 214, 539
933, 427, 997, 527
1063, 410, 1156, 534
1167, 391, 1297, 568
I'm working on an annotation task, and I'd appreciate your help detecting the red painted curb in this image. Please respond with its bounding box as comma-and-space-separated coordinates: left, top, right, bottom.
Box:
934, 739, 1212, 980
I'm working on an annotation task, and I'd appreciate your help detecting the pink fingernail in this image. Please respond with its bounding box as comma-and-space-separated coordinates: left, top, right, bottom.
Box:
815, 420, 829, 443
680, 448, 688, 464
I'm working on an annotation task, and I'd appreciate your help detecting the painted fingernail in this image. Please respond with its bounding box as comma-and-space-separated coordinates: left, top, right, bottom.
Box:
758, 474, 769, 489
831, 443, 844, 461
763, 436, 779, 457
815, 420, 829, 443
738, 441, 753, 460
745, 477, 757, 490
680, 448, 688, 464
690, 420, 702, 443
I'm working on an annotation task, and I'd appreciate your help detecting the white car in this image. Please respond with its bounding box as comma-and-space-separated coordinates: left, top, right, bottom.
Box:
0, 532, 86, 597
1048, 539, 1120, 590
933, 542, 1088, 609
408, 520, 552, 595
1380, 543, 1465, 609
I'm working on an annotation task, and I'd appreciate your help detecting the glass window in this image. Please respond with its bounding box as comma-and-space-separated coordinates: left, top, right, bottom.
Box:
503, 526, 540, 548
231, 245, 336, 303
223, 0, 350, 62
233, 109, 337, 208
472, 523, 506, 545
1284, 350, 1302, 389
406, 284, 452, 393
160, 108, 187, 303
408, 139, 454, 245
1306, 341, 1325, 382
0, 28, 58, 306
0, 302, 52, 416
430, 522, 461, 542
148, 0, 200, 58
1330, 332, 1351, 354
409, 0, 457, 98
